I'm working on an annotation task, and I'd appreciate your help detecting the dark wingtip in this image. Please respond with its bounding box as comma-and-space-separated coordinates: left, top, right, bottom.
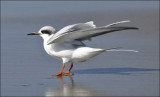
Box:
132, 27, 139, 30
124, 27, 139, 30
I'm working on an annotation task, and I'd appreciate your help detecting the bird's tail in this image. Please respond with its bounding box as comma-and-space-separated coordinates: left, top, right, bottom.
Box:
105, 47, 138, 52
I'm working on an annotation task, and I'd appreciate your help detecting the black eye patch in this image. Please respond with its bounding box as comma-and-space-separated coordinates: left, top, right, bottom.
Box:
41, 30, 51, 35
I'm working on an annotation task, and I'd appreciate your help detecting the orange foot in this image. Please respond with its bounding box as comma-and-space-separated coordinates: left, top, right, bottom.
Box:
54, 72, 63, 76
62, 71, 70, 75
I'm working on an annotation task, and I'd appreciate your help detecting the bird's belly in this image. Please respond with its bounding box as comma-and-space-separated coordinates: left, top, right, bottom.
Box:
71, 47, 105, 62
44, 44, 73, 60
53, 50, 73, 59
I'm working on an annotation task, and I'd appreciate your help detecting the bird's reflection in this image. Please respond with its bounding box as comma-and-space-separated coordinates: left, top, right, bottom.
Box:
46, 75, 98, 96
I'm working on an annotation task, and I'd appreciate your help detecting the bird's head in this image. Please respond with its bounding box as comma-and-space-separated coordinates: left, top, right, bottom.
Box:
27, 26, 56, 40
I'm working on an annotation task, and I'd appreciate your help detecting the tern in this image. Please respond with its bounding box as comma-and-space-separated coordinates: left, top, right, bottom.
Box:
27, 20, 138, 76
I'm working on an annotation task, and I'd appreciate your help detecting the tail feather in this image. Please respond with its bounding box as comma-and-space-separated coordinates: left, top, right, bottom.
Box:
106, 47, 138, 52
105, 47, 122, 51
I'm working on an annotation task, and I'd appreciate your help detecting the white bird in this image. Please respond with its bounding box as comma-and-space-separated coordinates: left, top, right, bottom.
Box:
27, 20, 138, 76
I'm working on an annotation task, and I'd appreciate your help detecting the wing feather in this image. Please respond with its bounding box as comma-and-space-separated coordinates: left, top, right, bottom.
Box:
47, 20, 138, 45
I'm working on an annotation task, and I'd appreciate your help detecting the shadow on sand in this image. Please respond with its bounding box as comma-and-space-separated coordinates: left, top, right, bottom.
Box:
73, 67, 160, 75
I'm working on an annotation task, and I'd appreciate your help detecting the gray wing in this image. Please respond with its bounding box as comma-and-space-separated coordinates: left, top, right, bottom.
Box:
47, 21, 96, 44
47, 20, 138, 45
76, 26, 138, 41
53, 21, 96, 37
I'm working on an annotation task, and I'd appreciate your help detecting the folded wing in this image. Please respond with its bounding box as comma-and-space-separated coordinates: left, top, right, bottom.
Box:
47, 20, 138, 45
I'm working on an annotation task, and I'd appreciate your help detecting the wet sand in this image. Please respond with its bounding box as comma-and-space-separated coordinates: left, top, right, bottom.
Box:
1, 1, 159, 96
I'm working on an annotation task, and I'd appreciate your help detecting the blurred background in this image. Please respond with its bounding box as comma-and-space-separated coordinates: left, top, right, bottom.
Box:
1, 1, 159, 96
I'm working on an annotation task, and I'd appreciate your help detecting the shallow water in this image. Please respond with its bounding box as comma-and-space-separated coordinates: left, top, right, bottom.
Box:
1, 1, 159, 96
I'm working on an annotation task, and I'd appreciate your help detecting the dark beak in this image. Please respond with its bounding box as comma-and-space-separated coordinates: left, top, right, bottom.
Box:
27, 32, 40, 35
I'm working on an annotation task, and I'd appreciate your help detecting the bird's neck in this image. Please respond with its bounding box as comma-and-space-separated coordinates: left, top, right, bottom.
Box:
41, 35, 51, 44
42, 36, 54, 56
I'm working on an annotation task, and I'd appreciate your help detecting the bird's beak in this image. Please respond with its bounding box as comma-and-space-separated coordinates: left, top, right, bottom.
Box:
27, 32, 40, 35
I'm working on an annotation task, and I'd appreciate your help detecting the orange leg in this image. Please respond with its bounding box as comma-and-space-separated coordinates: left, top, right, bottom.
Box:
62, 63, 73, 75
55, 63, 65, 76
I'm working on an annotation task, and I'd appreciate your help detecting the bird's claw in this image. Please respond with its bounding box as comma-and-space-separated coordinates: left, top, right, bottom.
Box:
53, 71, 71, 77
54, 73, 63, 76
62, 71, 70, 75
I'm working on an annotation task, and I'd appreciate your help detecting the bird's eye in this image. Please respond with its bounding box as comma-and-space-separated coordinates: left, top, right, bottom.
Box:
41, 30, 51, 35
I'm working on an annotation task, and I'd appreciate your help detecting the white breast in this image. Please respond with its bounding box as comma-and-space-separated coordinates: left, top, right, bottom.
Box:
43, 42, 76, 61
